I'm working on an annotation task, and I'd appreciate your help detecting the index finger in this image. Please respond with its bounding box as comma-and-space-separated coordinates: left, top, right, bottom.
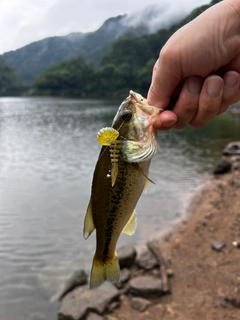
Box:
147, 56, 181, 109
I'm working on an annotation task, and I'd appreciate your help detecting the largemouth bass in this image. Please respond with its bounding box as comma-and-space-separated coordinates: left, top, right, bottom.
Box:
83, 90, 162, 289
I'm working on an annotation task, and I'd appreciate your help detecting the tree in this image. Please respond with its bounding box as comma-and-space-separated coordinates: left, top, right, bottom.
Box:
0, 57, 26, 95
32, 57, 94, 96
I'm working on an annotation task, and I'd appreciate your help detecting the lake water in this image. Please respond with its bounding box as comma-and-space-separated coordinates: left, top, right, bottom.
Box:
0, 97, 239, 320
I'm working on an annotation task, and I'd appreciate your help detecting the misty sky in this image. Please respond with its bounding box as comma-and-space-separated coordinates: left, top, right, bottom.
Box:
0, 0, 210, 54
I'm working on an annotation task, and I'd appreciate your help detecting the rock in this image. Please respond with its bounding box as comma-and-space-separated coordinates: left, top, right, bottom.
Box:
108, 301, 120, 312
115, 268, 131, 289
129, 276, 162, 297
86, 313, 104, 320
120, 268, 131, 283
223, 141, 240, 155
52, 270, 88, 301
224, 296, 240, 308
58, 282, 119, 320
229, 177, 240, 188
230, 156, 240, 163
211, 241, 226, 251
232, 162, 240, 171
105, 316, 118, 320
228, 102, 240, 114
118, 246, 136, 268
166, 269, 174, 277
136, 249, 159, 270
131, 297, 152, 312
232, 238, 240, 248
213, 159, 232, 174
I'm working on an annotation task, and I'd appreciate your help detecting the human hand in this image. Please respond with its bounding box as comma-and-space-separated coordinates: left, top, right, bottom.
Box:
147, 0, 240, 130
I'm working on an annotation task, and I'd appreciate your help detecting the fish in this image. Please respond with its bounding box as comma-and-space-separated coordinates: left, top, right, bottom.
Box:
83, 90, 162, 289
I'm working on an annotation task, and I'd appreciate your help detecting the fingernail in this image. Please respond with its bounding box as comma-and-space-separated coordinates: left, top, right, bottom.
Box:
206, 77, 223, 97
162, 118, 177, 128
187, 76, 203, 94
224, 72, 239, 88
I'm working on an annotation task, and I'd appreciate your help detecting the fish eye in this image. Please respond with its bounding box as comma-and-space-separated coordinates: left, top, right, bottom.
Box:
121, 110, 132, 122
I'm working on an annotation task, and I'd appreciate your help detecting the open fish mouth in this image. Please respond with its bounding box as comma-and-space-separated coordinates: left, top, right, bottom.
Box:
129, 90, 161, 120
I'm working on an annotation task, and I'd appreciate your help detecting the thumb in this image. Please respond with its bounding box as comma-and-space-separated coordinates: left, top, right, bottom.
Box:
147, 57, 181, 109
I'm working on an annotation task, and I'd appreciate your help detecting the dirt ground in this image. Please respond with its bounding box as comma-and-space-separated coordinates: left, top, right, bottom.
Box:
107, 169, 240, 320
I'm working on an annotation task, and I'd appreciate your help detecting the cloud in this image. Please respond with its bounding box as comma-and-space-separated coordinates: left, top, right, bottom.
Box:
0, 0, 209, 54
123, 3, 187, 33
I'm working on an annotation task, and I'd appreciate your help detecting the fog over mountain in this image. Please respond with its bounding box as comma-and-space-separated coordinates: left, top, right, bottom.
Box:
0, 0, 209, 54
0, 0, 219, 96
123, 3, 189, 33
1, 3, 191, 84
1, 0, 213, 84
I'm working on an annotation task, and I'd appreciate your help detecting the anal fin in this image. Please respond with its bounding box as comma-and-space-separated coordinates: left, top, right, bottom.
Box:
122, 210, 137, 235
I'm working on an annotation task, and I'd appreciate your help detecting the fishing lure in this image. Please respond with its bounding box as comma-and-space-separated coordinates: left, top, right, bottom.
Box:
97, 127, 122, 187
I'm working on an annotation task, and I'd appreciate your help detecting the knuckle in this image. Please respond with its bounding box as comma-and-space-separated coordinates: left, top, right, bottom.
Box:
182, 102, 198, 114
223, 86, 240, 103
159, 43, 178, 65
190, 120, 206, 128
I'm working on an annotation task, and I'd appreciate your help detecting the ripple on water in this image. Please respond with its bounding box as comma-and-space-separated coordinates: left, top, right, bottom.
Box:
0, 97, 239, 320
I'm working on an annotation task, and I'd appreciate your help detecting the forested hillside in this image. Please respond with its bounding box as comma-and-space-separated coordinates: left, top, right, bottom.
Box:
30, 57, 94, 96
0, 57, 26, 96
31, 0, 219, 98
1, 15, 148, 84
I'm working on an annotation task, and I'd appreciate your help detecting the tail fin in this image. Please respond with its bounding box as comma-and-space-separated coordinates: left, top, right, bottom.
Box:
90, 253, 120, 289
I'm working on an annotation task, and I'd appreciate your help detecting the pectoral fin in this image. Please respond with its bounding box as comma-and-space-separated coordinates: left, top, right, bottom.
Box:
122, 210, 137, 235
136, 163, 155, 186
83, 198, 95, 239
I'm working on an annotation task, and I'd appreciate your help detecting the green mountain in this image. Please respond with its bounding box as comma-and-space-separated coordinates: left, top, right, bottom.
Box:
1, 15, 150, 84
0, 57, 26, 96
32, 0, 220, 98
31, 57, 94, 97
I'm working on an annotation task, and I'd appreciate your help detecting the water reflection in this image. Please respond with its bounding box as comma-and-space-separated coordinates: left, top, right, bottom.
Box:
0, 97, 239, 320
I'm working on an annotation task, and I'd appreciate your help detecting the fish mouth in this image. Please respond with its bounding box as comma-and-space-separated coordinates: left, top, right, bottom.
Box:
112, 90, 162, 129
129, 90, 160, 122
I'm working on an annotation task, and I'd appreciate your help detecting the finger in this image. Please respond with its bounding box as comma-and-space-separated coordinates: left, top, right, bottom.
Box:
147, 49, 182, 110
153, 110, 178, 131
172, 76, 204, 129
220, 56, 240, 75
218, 71, 240, 114
190, 75, 224, 128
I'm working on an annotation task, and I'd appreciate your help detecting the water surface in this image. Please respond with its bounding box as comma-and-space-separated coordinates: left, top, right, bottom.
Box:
0, 97, 239, 320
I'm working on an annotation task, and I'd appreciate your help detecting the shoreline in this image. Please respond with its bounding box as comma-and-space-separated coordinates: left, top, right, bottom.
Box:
58, 144, 240, 320
109, 158, 240, 319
